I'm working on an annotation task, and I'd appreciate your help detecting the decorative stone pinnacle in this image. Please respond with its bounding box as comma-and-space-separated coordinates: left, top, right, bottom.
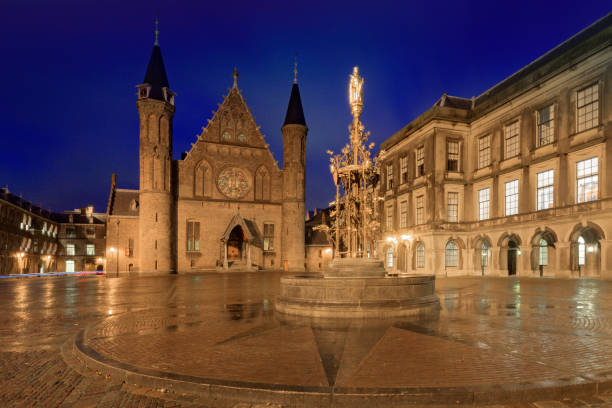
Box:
232, 67, 239, 88
154, 18, 159, 46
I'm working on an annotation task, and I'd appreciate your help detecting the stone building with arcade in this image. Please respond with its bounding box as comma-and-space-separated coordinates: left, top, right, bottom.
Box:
106, 36, 308, 274
379, 14, 612, 278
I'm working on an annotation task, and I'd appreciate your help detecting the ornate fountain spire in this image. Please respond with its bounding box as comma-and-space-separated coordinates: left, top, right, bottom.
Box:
349, 66, 364, 120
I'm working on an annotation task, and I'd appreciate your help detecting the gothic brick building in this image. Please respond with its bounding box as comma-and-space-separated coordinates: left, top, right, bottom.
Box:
106, 38, 307, 274
379, 14, 612, 278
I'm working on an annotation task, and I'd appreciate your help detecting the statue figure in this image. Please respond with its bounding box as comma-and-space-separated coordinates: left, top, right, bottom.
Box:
349, 66, 364, 109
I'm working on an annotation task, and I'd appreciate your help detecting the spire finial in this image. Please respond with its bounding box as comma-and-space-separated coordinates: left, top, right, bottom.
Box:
293, 54, 298, 84
232, 67, 239, 88
154, 18, 159, 46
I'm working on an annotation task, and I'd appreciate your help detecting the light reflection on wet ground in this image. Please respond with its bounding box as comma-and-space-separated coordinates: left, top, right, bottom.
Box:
3, 273, 612, 393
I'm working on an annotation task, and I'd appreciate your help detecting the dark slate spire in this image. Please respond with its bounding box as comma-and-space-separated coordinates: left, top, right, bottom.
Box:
143, 44, 170, 101
283, 83, 306, 126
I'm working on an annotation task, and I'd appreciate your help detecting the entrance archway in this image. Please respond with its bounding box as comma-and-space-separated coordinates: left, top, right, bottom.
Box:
569, 223, 603, 277
508, 241, 518, 276
227, 226, 245, 262
473, 236, 491, 276
498, 233, 521, 276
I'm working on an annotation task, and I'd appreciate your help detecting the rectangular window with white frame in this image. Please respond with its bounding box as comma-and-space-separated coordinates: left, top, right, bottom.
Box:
577, 83, 598, 132
400, 156, 408, 184
537, 104, 555, 147
386, 163, 393, 190
416, 146, 424, 177
66, 244, 75, 256
504, 121, 519, 159
447, 140, 459, 171
86, 244, 95, 256
537, 170, 554, 210
416, 195, 424, 225
505, 179, 519, 216
447, 192, 458, 222
400, 200, 407, 229
386, 205, 394, 231
478, 134, 491, 169
576, 157, 598, 203
478, 188, 490, 220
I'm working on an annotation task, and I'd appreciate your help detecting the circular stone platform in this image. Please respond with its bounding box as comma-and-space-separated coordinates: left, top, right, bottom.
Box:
69, 275, 612, 408
275, 258, 440, 318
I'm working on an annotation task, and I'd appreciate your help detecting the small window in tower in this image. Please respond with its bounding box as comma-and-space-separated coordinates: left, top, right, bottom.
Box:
139, 88, 147, 98
237, 134, 246, 143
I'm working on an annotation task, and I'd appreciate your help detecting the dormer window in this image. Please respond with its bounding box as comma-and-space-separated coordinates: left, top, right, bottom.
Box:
138, 85, 151, 99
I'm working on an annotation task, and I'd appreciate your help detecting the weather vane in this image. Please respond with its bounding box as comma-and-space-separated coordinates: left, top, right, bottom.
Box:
154, 18, 159, 46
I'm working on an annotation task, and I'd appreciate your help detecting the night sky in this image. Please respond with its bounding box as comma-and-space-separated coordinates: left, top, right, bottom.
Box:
1, 1, 610, 214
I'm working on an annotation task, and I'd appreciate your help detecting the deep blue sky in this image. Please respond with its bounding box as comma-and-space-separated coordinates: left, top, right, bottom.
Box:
1, 1, 610, 214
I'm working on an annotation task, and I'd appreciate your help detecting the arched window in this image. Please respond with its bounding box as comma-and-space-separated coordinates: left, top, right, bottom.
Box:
255, 166, 270, 201
222, 131, 231, 141
481, 241, 490, 267
578, 236, 586, 266
445, 241, 458, 267
416, 243, 425, 268
538, 238, 548, 266
194, 161, 212, 198
386, 246, 393, 268
237, 133, 247, 143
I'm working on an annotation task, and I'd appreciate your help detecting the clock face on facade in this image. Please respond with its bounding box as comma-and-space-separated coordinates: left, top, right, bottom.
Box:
217, 167, 251, 199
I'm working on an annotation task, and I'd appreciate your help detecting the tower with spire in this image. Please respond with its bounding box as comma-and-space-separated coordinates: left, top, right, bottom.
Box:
281, 60, 308, 272
135, 21, 176, 273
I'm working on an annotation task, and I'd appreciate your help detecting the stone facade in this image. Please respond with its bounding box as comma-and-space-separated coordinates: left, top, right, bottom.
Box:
0, 187, 59, 274
106, 43, 307, 274
379, 15, 612, 278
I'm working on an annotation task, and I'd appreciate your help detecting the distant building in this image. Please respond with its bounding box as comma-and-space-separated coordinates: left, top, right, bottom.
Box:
379, 14, 612, 278
106, 36, 307, 274
305, 208, 333, 272
0, 187, 107, 275
0, 187, 59, 274
54, 206, 106, 273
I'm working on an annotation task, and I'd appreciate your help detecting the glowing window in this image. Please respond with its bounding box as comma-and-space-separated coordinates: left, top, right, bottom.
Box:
538, 238, 548, 266
386, 246, 393, 268
576, 157, 598, 203
505, 180, 519, 216
416, 243, 425, 268
537, 170, 554, 210
478, 188, 490, 220
578, 236, 586, 266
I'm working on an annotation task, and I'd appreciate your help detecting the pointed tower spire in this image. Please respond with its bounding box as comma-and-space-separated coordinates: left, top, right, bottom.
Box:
142, 26, 170, 101
283, 66, 306, 126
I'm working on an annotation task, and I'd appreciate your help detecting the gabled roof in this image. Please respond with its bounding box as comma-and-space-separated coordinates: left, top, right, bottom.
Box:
220, 213, 263, 248
283, 83, 306, 126
143, 44, 170, 101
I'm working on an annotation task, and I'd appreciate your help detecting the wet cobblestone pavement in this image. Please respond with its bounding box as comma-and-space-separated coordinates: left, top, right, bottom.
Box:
2, 273, 612, 407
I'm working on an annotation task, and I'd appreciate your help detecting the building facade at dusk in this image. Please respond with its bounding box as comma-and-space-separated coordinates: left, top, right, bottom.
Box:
0, 188, 59, 275
106, 40, 308, 274
379, 15, 612, 278
54, 207, 106, 273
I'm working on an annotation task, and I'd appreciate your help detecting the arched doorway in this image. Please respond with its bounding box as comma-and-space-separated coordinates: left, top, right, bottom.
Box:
530, 229, 557, 277
227, 226, 245, 262
569, 223, 603, 277
508, 241, 518, 275
498, 234, 521, 276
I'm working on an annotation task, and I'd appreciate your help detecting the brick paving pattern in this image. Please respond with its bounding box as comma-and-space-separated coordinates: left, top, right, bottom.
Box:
1, 273, 612, 407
